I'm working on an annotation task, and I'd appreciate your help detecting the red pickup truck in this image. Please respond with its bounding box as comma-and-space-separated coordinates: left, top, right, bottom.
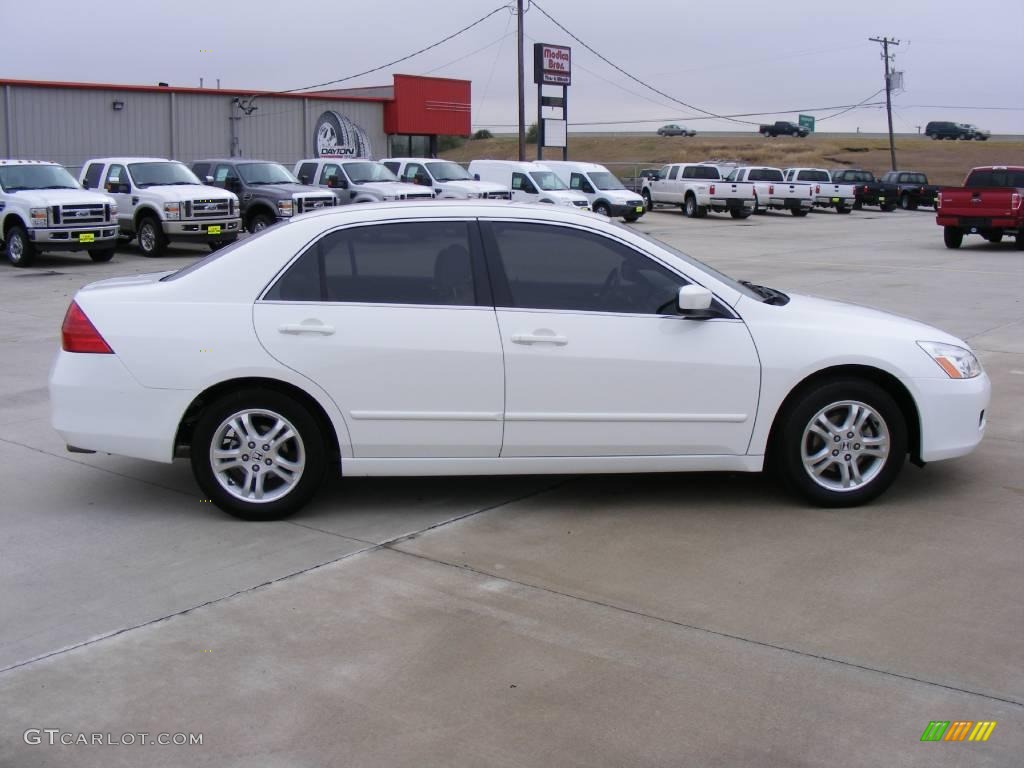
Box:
936, 166, 1024, 249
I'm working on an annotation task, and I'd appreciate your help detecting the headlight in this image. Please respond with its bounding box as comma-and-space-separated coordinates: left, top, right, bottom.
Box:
163, 202, 180, 220
109, 202, 119, 217
277, 200, 294, 217
917, 341, 981, 379
30, 207, 48, 227
467, 192, 481, 199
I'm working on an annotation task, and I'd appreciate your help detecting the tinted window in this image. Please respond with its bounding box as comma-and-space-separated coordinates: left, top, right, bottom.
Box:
487, 222, 684, 315
319, 163, 344, 185
965, 169, 1024, 188
693, 166, 719, 180
296, 162, 318, 185
669, 166, 681, 180
381, 161, 400, 175
82, 163, 104, 189
192, 162, 210, 180
511, 172, 536, 193
748, 168, 784, 182
266, 221, 476, 306
213, 164, 238, 184
797, 170, 830, 182
903, 173, 927, 184
105, 164, 128, 187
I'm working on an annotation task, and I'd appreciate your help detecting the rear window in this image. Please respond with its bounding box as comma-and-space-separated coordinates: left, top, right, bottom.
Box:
748, 168, 784, 182
836, 170, 873, 182
692, 166, 720, 180
903, 173, 927, 184
796, 170, 830, 182
965, 169, 1024, 188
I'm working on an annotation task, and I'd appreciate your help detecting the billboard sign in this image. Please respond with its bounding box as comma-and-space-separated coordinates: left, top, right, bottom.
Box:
534, 43, 571, 86
314, 111, 373, 158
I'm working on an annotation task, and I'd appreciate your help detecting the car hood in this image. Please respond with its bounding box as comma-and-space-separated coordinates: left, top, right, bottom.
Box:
357, 181, 431, 197
244, 183, 328, 198
597, 188, 644, 203
442, 180, 508, 195
140, 184, 237, 203
543, 189, 590, 203
8, 188, 116, 207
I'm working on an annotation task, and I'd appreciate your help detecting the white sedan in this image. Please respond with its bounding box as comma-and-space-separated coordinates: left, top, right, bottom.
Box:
50, 202, 989, 520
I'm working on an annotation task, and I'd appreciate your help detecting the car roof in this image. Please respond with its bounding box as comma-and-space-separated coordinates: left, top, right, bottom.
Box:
85, 157, 176, 164
290, 198, 596, 223
295, 158, 379, 165
0, 159, 61, 166
193, 158, 283, 165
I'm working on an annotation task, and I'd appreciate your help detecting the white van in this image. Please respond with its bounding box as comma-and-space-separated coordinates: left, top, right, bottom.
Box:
544, 161, 646, 221
382, 158, 510, 200
467, 160, 590, 210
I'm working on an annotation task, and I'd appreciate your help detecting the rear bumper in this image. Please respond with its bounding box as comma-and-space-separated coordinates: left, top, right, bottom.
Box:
163, 219, 241, 240
49, 351, 194, 463
709, 198, 754, 211
936, 215, 1020, 232
911, 372, 991, 462
769, 197, 813, 210
29, 227, 118, 250
813, 196, 856, 208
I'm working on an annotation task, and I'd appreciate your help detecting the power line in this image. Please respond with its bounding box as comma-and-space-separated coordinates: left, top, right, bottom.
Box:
529, 0, 761, 126
423, 31, 514, 75
816, 89, 886, 122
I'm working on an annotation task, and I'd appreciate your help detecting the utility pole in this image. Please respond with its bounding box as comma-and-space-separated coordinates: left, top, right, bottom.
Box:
516, 0, 526, 161
869, 36, 900, 171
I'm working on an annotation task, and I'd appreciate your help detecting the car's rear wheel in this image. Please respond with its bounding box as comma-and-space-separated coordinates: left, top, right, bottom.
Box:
836, 205, 852, 214
775, 379, 906, 507
137, 216, 166, 257
900, 193, 917, 211
943, 226, 964, 249
791, 208, 809, 217
730, 208, 751, 219
983, 232, 1002, 244
4, 224, 36, 267
190, 389, 327, 520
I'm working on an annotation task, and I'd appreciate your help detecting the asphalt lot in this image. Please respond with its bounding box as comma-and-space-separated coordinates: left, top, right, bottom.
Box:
1, 208, 1022, 766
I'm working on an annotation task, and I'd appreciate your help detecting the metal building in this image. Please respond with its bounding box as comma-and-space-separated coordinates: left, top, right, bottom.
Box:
0, 75, 472, 174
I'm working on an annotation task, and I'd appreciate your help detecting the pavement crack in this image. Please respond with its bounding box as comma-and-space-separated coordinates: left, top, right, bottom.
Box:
385, 547, 1024, 710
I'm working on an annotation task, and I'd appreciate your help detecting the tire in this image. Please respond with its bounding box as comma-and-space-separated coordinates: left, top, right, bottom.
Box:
4, 223, 36, 267
89, 248, 115, 262
774, 379, 906, 507
881, 203, 897, 212
791, 208, 809, 217
899, 193, 917, 211
190, 389, 328, 520
208, 236, 238, 252
247, 211, 274, 234
592, 201, 611, 217
983, 232, 1002, 244
684, 195, 698, 218
623, 214, 640, 223
642, 190, 652, 212
943, 227, 963, 249
1016, 235, 1024, 251
836, 205, 852, 214
730, 208, 751, 219
853, 200, 863, 210
136, 216, 166, 257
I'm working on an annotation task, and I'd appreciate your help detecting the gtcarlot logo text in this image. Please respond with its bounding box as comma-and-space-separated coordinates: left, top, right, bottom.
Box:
24, 729, 203, 746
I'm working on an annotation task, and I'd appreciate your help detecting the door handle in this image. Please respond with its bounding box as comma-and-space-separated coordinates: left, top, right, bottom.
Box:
511, 333, 568, 346
278, 321, 335, 336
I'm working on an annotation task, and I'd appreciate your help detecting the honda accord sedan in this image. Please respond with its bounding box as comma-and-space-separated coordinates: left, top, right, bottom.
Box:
50, 202, 990, 519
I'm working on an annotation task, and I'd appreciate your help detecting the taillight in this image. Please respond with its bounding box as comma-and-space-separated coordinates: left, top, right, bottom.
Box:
815, 184, 821, 194
61, 301, 113, 354
1012, 193, 1021, 210
710, 184, 716, 195
769, 184, 775, 194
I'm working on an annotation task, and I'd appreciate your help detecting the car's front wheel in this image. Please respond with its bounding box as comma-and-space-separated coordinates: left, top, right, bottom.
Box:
190, 389, 327, 520
775, 379, 906, 507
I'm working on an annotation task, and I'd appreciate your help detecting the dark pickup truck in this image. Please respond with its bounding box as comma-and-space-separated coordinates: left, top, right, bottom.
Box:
759, 121, 809, 138
880, 171, 941, 210
191, 159, 335, 233
830, 169, 897, 211
936, 166, 1024, 249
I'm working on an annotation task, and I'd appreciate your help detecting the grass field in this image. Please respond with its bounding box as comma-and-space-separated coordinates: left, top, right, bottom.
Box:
442, 135, 1024, 186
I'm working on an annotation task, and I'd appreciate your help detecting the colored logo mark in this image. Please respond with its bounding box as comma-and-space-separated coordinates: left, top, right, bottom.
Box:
921, 721, 997, 742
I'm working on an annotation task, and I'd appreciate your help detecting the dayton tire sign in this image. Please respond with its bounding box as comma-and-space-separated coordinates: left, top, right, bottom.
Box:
314, 111, 372, 159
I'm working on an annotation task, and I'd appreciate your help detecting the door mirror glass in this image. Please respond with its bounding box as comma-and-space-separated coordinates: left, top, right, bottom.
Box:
205, 175, 215, 183
677, 285, 715, 318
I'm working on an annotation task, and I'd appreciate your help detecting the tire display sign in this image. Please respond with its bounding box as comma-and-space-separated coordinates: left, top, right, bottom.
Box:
534, 43, 571, 85
314, 111, 372, 159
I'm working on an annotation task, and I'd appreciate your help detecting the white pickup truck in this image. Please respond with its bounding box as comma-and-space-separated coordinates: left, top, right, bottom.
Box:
725, 166, 813, 217
294, 159, 434, 205
641, 162, 755, 219
783, 168, 856, 213
1, 160, 119, 267
381, 158, 510, 200
80, 158, 241, 256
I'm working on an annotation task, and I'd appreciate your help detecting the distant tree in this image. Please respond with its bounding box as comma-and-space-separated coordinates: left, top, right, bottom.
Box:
472, 129, 494, 140
438, 135, 465, 152
526, 122, 538, 143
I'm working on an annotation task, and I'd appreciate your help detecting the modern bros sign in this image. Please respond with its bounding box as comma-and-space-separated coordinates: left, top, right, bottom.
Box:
534, 43, 571, 85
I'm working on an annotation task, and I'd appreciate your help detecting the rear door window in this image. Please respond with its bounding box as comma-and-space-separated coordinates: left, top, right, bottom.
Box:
296, 162, 318, 185
82, 163, 104, 189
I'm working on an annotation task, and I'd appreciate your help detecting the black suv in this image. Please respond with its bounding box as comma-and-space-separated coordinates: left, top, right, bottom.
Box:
191, 159, 335, 233
924, 121, 971, 141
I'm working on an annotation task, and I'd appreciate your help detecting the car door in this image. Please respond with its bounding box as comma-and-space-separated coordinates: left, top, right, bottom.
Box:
481, 219, 760, 457
510, 172, 538, 203
254, 219, 504, 459
102, 164, 133, 231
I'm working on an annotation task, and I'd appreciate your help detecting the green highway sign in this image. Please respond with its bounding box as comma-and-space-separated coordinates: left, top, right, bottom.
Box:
799, 114, 815, 133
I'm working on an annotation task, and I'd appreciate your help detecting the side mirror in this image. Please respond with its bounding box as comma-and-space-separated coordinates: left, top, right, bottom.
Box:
205, 175, 214, 183
106, 182, 128, 194
677, 285, 717, 319
327, 175, 348, 189
473, 173, 481, 181
227, 178, 242, 191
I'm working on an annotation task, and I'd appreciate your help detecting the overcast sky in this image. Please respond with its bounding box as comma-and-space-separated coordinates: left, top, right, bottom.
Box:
6, 0, 1023, 134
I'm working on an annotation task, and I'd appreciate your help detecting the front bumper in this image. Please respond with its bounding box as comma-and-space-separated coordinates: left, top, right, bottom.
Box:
163, 218, 241, 240
29, 227, 118, 250
50, 351, 194, 463
608, 201, 647, 218
911, 372, 991, 462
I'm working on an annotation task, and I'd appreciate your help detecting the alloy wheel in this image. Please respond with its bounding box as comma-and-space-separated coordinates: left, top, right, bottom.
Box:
209, 409, 306, 503
800, 400, 890, 492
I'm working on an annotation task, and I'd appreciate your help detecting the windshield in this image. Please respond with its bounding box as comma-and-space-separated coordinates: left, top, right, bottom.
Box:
343, 162, 398, 184
238, 162, 299, 185
632, 229, 764, 302
530, 171, 568, 191
426, 161, 472, 182
129, 162, 200, 188
796, 170, 830, 182
0, 164, 80, 192
589, 171, 626, 190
